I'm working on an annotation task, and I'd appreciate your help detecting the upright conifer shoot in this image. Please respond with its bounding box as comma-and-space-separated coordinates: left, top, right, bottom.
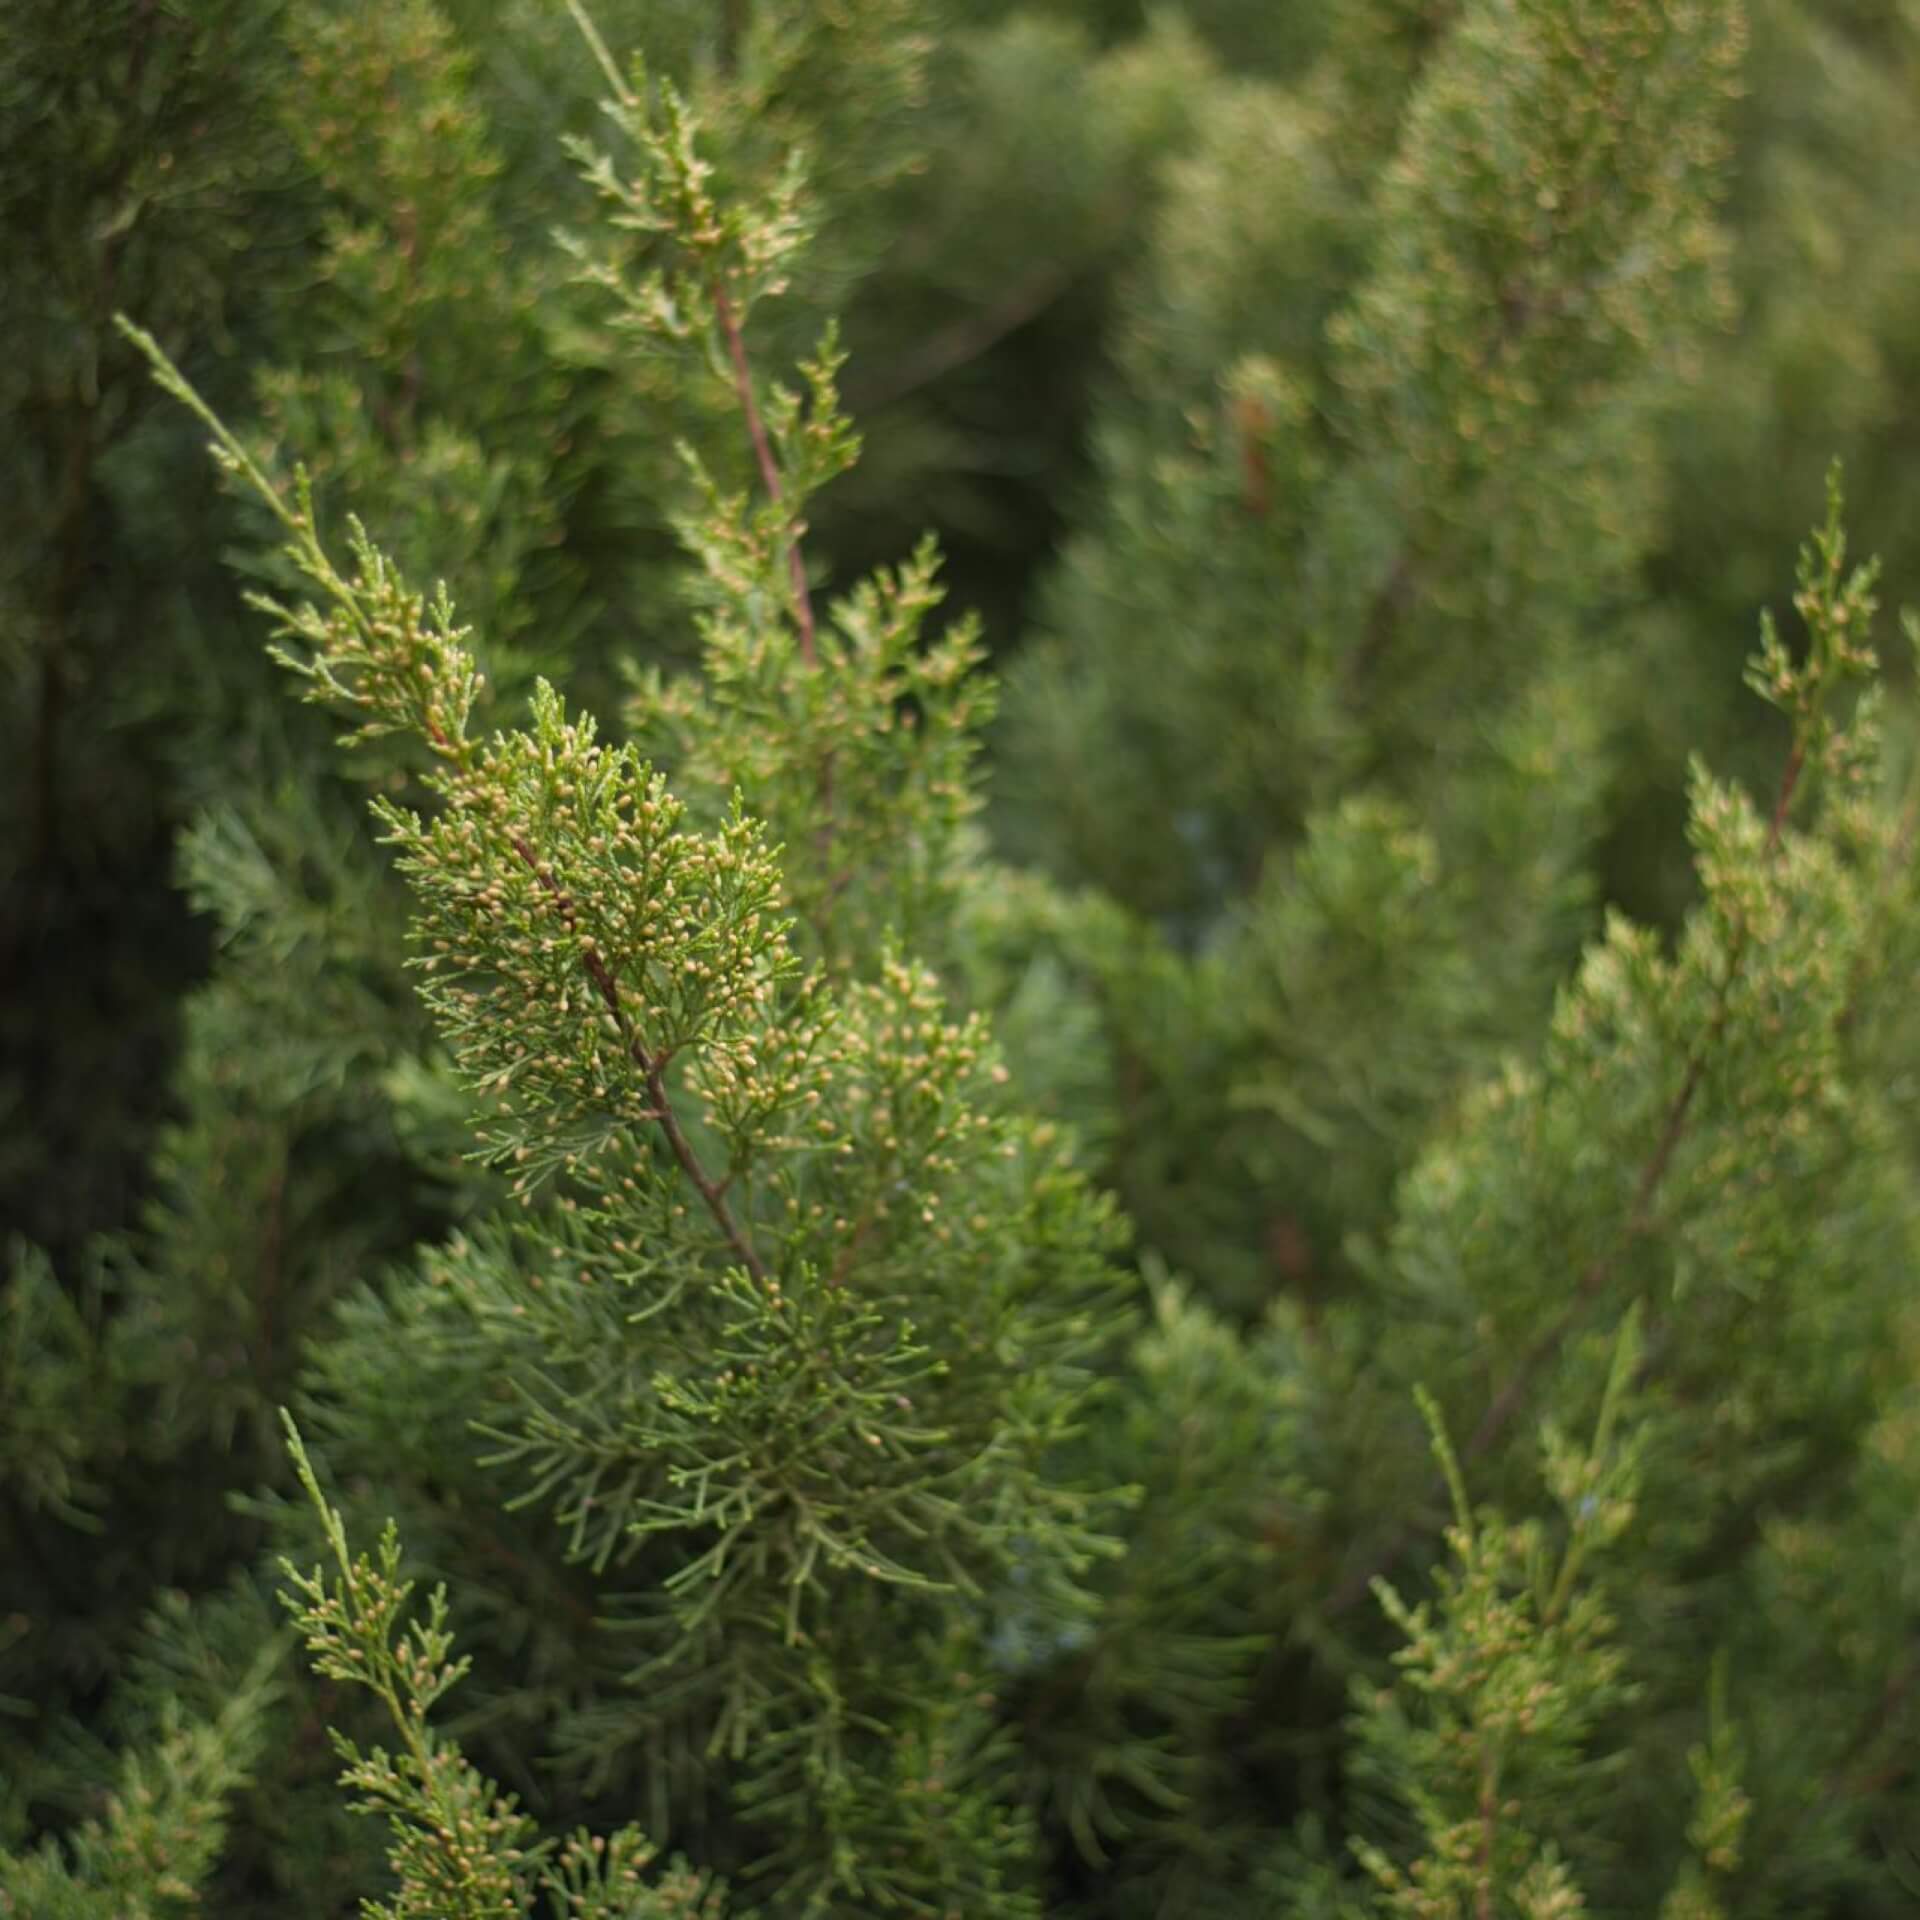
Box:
117, 4, 1126, 1907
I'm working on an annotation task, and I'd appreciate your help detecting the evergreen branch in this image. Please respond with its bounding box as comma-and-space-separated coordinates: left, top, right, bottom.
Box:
1357, 1339, 1643, 1913
561, 4, 852, 886
118, 325, 781, 1290
560, 6, 820, 667
1460, 1056, 1700, 1476
1331, 860, 1758, 1612
711, 280, 817, 666
278, 1414, 546, 1919
278, 1417, 724, 1918
0, 1640, 283, 1914
505, 832, 766, 1282
1838, 625, 1920, 1032
111, 317, 303, 540
1348, 239, 1693, 697
1760, 1634, 1920, 1871
1462, 477, 1878, 1467
1334, 479, 1882, 1615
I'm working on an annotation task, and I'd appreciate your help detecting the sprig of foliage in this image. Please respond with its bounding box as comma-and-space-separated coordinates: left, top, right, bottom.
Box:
1352, 1320, 1648, 1917
116, 12, 1128, 1900
564, 31, 989, 968
278, 1415, 723, 1920
0, 1635, 280, 1920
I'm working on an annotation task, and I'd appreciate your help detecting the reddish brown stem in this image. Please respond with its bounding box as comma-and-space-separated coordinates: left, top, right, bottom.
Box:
712, 280, 816, 665
708, 278, 843, 911
509, 835, 766, 1281
642, 1058, 762, 1276
1766, 742, 1806, 852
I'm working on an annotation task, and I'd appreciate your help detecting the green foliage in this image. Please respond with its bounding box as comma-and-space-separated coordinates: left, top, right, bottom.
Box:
982, 0, 1747, 1319
0, 1244, 115, 1531
14, 1, 1920, 1917
278, 1418, 722, 1920
0, 0, 300, 1266
1008, 1277, 1306, 1877
999, 0, 1743, 924
0, 1627, 279, 1920
116, 14, 1130, 1902
1351, 1336, 1649, 1916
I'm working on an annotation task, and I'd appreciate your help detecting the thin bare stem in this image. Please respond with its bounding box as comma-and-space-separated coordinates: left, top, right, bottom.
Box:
1767, 742, 1807, 849
565, 0, 636, 108
712, 281, 817, 665
707, 278, 841, 905
642, 1060, 763, 1276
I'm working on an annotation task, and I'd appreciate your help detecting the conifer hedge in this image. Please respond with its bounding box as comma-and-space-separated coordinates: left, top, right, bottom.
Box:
7, 2, 1920, 1916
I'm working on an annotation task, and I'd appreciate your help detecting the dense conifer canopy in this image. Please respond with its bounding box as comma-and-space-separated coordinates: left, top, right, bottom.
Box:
6, 1, 1920, 1915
